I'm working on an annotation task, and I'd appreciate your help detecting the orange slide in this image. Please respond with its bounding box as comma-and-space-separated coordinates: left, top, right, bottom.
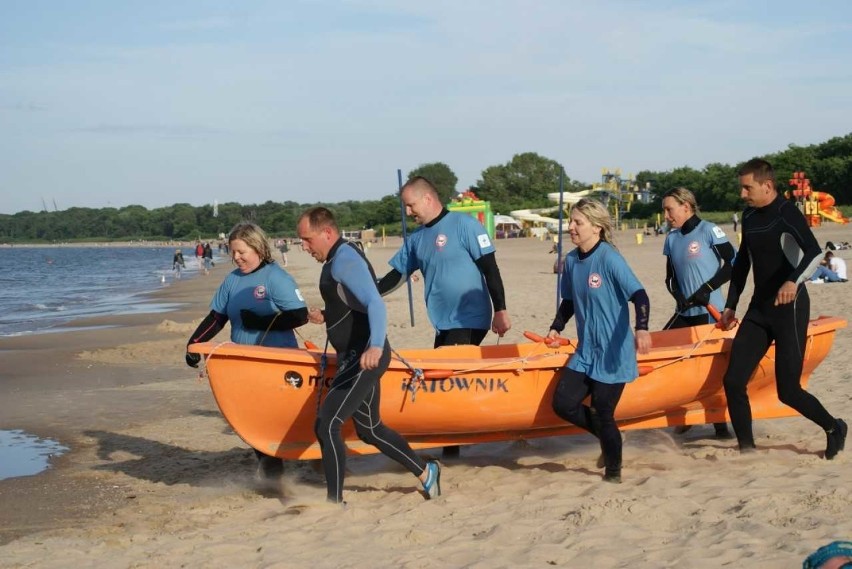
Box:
189, 317, 846, 460
813, 191, 850, 224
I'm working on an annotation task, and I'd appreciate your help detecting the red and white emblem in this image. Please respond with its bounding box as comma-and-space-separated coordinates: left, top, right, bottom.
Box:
435, 234, 448, 248
588, 272, 603, 288
688, 241, 701, 256
253, 285, 267, 299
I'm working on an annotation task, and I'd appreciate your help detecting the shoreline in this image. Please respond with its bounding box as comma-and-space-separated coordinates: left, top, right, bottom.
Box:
1, 228, 851, 566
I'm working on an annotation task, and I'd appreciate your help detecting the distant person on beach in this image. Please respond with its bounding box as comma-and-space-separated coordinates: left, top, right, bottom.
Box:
376, 176, 512, 458
297, 206, 441, 504
720, 158, 846, 458
172, 249, 185, 279
194, 241, 204, 261
809, 251, 847, 283
277, 238, 289, 267
546, 198, 652, 483
185, 222, 309, 478
202, 242, 213, 275
661, 187, 735, 439
732, 211, 739, 233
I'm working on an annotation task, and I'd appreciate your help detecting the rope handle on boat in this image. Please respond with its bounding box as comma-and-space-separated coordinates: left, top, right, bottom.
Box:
523, 330, 571, 347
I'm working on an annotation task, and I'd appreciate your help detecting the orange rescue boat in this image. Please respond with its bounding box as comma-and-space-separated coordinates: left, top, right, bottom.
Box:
188, 316, 846, 460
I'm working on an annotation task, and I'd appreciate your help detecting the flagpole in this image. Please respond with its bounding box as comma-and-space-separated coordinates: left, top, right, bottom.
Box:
397, 169, 416, 326
556, 168, 565, 313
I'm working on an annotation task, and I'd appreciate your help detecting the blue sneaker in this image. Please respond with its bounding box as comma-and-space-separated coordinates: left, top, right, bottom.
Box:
421, 460, 441, 499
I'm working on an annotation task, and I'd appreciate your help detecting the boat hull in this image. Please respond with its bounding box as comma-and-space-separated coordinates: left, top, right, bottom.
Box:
189, 317, 846, 460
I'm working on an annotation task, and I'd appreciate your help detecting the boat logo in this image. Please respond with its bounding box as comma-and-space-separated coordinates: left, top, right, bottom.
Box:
253, 285, 267, 299
687, 241, 701, 256
435, 234, 448, 249
588, 272, 602, 288
284, 371, 303, 388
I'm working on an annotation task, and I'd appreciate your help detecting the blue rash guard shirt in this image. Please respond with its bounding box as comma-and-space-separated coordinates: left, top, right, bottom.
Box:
211, 262, 306, 347
663, 220, 733, 318
389, 212, 494, 331
561, 242, 644, 384
322, 239, 388, 352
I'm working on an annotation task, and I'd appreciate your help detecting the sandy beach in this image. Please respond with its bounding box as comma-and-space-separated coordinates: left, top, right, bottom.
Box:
1, 224, 850, 568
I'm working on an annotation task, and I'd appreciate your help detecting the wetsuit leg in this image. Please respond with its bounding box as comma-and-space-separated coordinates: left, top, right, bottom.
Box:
552, 368, 594, 432
771, 292, 835, 430
589, 380, 627, 474
667, 313, 730, 436
433, 327, 488, 458
722, 311, 772, 446
553, 369, 626, 474
315, 345, 425, 503
434, 328, 488, 348
351, 376, 427, 477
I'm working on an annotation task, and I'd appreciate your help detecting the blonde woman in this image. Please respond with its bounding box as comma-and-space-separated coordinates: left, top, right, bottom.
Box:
546, 198, 651, 483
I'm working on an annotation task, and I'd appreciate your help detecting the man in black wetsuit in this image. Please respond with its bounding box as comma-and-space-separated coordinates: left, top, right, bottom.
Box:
296, 206, 442, 504
720, 158, 846, 458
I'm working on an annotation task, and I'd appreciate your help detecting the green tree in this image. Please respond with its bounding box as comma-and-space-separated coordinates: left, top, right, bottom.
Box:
476, 152, 580, 215
407, 162, 458, 204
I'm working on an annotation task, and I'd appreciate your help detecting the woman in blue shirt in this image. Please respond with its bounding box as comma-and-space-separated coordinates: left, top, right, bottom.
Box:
185, 222, 308, 478
546, 198, 651, 483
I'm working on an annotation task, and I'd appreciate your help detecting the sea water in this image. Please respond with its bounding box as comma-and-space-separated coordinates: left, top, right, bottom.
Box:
0, 245, 222, 478
0, 430, 69, 481
0, 245, 221, 336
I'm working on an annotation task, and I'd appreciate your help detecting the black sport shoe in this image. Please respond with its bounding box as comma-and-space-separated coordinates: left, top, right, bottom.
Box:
825, 418, 847, 460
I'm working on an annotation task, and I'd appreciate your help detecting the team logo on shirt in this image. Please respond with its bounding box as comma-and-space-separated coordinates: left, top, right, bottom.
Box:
435, 234, 448, 249
477, 233, 492, 249
687, 241, 701, 256
253, 285, 267, 299
588, 273, 603, 288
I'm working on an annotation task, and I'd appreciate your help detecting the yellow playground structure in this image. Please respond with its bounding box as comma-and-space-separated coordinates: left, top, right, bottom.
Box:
787, 171, 849, 227
592, 168, 652, 227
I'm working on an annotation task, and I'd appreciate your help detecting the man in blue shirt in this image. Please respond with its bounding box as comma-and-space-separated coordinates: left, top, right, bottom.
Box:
379, 177, 512, 347
378, 177, 512, 458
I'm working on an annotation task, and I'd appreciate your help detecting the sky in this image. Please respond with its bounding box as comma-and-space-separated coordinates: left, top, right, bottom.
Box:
1, 0, 851, 215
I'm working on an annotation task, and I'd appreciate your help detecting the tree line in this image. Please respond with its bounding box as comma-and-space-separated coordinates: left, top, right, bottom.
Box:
2, 133, 850, 243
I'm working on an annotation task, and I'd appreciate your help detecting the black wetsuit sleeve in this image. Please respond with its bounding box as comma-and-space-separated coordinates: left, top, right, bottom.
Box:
376, 269, 405, 296
474, 252, 507, 312
705, 241, 736, 290
665, 257, 689, 310
240, 307, 309, 331
549, 299, 575, 333
726, 234, 751, 310
630, 289, 650, 331
187, 310, 228, 345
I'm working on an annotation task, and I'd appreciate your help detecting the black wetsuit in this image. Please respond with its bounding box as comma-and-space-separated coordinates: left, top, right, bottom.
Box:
723, 195, 834, 447
315, 239, 426, 503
